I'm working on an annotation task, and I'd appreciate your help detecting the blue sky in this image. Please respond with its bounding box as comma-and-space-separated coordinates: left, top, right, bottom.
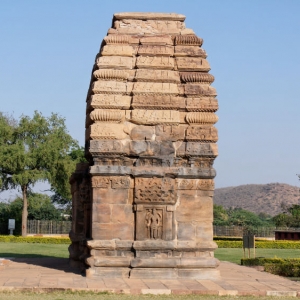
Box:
0, 0, 300, 198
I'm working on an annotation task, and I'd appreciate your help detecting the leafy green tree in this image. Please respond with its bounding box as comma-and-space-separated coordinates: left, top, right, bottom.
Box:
0, 111, 81, 236
273, 204, 300, 227
213, 204, 229, 225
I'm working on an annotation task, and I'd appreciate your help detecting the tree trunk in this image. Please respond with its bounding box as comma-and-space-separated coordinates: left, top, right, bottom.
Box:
21, 185, 28, 237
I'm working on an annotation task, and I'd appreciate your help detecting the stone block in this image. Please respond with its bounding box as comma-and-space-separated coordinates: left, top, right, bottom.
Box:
92, 257, 131, 267
174, 46, 207, 57
155, 125, 185, 142
130, 268, 178, 279
177, 222, 195, 240
101, 45, 134, 56
87, 123, 128, 141
135, 69, 180, 83
132, 82, 179, 96
87, 94, 131, 110
87, 266, 130, 278
131, 109, 180, 125
139, 36, 173, 45
185, 142, 218, 157
96, 56, 135, 69
130, 125, 155, 141
138, 45, 174, 56
195, 221, 214, 240
186, 97, 219, 112
136, 56, 175, 70
176, 57, 210, 71
89, 140, 125, 156
92, 81, 128, 94
177, 268, 220, 279
185, 84, 217, 97
132, 95, 184, 110
186, 126, 218, 142
111, 204, 134, 224
93, 188, 129, 204
92, 203, 111, 223
92, 223, 134, 240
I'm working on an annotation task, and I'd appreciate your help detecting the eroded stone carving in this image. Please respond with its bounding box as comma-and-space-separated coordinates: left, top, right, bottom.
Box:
176, 57, 210, 71
132, 82, 178, 95
96, 56, 135, 69
138, 45, 174, 56
132, 95, 184, 110
136, 56, 175, 70
180, 72, 214, 84
174, 35, 203, 46
101, 45, 134, 57
135, 177, 176, 204
174, 46, 207, 58
186, 126, 218, 142
135, 70, 180, 83
93, 69, 129, 81
90, 109, 124, 123
87, 94, 131, 110
186, 97, 219, 112
186, 112, 218, 125
131, 110, 180, 125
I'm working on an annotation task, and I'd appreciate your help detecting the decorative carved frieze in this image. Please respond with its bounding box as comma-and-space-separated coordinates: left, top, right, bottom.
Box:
137, 45, 174, 56
89, 140, 125, 156
136, 56, 175, 70
113, 19, 185, 34
176, 178, 197, 190
91, 176, 110, 188
96, 56, 135, 69
190, 157, 214, 168
135, 70, 180, 83
197, 179, 215, 191
184, 84, 217, 97
90, 109, 124, 123
185, 142, 218, 157
174, 46, 207, 58
86, 123, 127, 140
186, 112, 218, 125
132, 82, 178, 95
180, 72, 214, 84
93, 69, 129, 81
87, 95, 131, 110
186, 126, 218, 142
101, 45, 134, 57
174, 35, 203, 46
92, 81, 132, 95
104, 35, 129, 44
132, 95, 184, 110
186, 97, 219, 112
135, 177, 176, 204
131, 110, 180, 125
111, 176, 131, 189
176, 57, 210, 72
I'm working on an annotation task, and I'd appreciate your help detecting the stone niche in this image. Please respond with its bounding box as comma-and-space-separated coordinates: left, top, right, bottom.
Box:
69, 12, 220, 279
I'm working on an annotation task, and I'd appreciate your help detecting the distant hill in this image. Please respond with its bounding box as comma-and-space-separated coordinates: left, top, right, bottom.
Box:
214, 183, 300, 216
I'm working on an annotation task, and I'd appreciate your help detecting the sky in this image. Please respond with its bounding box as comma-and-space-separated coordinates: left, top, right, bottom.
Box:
0, 0, 300, 200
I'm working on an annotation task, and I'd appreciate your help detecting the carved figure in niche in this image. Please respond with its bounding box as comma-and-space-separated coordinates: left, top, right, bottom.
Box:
145, 208, 162, 239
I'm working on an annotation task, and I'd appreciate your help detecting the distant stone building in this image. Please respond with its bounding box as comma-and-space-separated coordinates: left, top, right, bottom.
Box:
69, 12, 219, 279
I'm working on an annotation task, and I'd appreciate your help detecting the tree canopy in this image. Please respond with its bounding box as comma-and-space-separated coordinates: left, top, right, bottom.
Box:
0, 111, 83, 236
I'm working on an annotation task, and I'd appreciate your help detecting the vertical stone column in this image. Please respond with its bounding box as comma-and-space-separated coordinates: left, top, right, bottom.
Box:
70, 12, 220, 279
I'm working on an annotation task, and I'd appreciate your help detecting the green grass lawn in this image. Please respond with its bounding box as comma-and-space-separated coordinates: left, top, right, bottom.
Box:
0, 242, 69, 258
215, 248, 300, 264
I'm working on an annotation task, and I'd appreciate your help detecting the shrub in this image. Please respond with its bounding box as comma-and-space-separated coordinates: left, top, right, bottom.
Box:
0, 235, 70, 244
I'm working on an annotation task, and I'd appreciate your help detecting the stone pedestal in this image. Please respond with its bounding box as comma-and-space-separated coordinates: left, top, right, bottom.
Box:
69, 12, 220, 279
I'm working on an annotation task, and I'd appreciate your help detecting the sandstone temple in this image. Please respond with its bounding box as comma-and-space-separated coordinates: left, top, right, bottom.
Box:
69, 12, 219, 279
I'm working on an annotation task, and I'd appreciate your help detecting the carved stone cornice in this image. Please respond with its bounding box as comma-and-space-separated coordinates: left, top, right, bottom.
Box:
186, 112, 218, 125
180, 72, 214, 84
93, 69, 129, 81
104, 35, 129, 44
174, 35, 203, 46
90, 109, 123, 123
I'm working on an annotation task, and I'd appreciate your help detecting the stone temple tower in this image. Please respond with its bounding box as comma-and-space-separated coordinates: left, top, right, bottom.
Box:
69, 12, 219, 279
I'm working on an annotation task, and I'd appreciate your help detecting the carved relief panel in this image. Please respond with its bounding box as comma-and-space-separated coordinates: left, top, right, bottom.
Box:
135, 204, 174, 241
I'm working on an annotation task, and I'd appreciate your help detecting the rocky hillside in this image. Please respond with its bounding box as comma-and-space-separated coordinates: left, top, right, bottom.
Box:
214, 183, 300, 216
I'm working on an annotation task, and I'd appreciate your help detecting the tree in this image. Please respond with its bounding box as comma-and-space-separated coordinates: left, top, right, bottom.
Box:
213, 204, 229, 226
0, 111, 81, 236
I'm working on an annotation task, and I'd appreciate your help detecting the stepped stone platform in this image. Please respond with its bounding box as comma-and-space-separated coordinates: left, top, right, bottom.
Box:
1, 258, 300, 296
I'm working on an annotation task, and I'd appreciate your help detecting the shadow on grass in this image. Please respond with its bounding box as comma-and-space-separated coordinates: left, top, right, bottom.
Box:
0, 253, 83, 275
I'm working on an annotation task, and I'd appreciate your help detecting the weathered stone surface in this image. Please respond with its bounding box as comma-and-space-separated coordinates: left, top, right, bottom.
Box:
111, 204, 134, 224
155, 125, 185, 141
139, 36, 173, 45
138, 45, 174, 56
87, 94, 131, 110
176, 57, 210, 71
92, 223, 134, 240
178, 223, 195, 240
185, 142, 218, 157
113, 12, 186, 21
132, 95, 184, 109
184, 84, 217, 97
101, 45, 134, 56
186, 126, 218, 142
180, 72, 214, 84
92, 81, 132, 94
90, 109, 124, 123
132, 82, 179, 95
186, 112, 218, 125
89, 140, 125, 156
113, 19, 185, 34
186, 97, 219, 112
93, 188, 129, 204
136, 56, 175, 70
131, 109, 180, 125
135, 70, 180, 83
174, 46, 207, 57
92, 203, 111, 223
96, 56, 135, 69
130, 125, 155, 140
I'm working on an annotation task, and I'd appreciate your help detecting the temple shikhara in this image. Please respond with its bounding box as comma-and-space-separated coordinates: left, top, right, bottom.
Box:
69, 12, 219, 279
